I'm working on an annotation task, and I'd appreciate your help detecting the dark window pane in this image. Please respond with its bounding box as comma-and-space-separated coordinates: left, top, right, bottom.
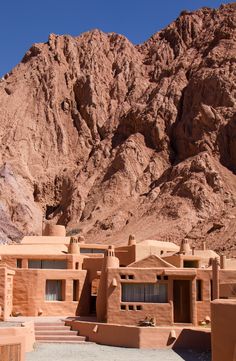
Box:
122, 283, 168, 303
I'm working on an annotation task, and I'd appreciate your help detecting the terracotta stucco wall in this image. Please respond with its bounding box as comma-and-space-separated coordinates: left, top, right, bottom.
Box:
12, 269, 87, 316
0, 268, 5, 318
115, 245, 136, 266
0, 267, 14, 320
105, 267, 227, 327
211, 300, 236, 361
195, 270, 212, 323
0, 321, 35, 352
106, 268, 173, 326
2, 254, 84, 270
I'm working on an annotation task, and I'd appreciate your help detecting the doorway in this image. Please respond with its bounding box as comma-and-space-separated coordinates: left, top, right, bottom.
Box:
90, 278, 100, 315
173, 280, 191, 323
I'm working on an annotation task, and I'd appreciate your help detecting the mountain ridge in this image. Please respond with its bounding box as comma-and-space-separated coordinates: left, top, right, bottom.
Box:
0, 2, 236, 254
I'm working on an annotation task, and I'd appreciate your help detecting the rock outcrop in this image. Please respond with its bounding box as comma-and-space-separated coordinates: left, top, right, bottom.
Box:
0, 3, 236, 253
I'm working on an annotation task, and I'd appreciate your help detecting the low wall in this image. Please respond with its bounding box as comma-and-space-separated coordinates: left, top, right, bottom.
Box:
0, 336, 25, 361
0, 321, 35, 352
211, 300, 236, 361
68, 321, 140, 347
66, 320, 211, 350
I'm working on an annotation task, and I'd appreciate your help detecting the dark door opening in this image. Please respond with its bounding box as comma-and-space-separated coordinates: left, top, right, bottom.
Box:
90, 295, 97, 315
90, 278, 99, 315
173, 280, 191, 323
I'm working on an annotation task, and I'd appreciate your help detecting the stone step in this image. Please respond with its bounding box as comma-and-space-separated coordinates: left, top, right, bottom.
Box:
35, 325, 71, 331
36, 335, 86, 342
34, 322, 65, 327
35, 330, 78, 336
36, 340, 88, 344
34, 320, 88, 344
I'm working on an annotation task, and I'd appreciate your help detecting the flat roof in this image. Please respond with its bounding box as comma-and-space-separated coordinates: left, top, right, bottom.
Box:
164, 269, 197, 276
21, 236, 71, 245
0, 244, 68, 256
21, 236, 108, 249
138, 239, 179, 250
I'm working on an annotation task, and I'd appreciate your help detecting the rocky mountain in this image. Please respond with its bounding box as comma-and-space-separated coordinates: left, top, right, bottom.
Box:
0, 3, 236, 253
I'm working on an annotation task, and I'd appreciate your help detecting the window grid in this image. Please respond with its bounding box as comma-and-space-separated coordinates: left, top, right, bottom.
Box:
122, 283, 168, 303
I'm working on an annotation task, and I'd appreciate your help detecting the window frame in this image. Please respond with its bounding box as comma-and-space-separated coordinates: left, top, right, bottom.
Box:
121, 282, 168, 304
45, 279, 65, 302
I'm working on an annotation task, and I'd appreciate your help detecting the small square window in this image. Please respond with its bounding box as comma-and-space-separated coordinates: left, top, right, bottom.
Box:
120, 275, 126, 279
128, 275, 134, 280
157, 275, 162, 280
16, 259, 22, 268
136, 305, 142, 310
163, 276, 168, 281
120, 305, 126, 310
128, 305, 134, 310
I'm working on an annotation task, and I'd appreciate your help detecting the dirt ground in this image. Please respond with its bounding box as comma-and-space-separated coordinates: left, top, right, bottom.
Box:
26, 343, 211, 361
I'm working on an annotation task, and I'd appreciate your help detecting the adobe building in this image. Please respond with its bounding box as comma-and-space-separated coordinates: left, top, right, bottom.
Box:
0, 258, 15, 321
0, 225, 236, 349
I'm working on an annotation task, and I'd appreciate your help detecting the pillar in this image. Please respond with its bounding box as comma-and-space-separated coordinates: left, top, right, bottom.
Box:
68, 236, 80, 254
180, 239, 191, 254
128, 234, 136, 246
220, 254, 226, 269
212, 258, 220, 300
96, 246, 119, 322
192, 278, 198, 326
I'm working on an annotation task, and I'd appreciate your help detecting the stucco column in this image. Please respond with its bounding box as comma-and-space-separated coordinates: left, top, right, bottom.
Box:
191, 278, 197, 326
220, 255, 226, 270
96, 246, 119, 322
212, 258, 220, 300
22, 259, 28, 268
169, 278, 174, 324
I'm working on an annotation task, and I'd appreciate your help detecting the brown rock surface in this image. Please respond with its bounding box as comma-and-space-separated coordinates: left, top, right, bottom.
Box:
0, 3, 236, 253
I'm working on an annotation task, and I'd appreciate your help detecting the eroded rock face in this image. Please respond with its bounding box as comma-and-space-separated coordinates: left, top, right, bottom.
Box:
0, 3, 236, 252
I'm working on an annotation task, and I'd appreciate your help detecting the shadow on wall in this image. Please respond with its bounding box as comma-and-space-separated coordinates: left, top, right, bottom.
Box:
173, 329, 211, 361
174, 349, 211, 361
172, 329, 211, 351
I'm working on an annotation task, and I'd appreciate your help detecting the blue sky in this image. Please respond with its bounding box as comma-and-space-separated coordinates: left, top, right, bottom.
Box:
0, 0, 234, 76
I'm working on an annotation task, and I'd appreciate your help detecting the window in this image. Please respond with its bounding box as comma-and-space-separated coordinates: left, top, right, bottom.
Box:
16, 259, 22, 268
196, 280, 202, 301
163, 276, 168, 281
73, 280, 79, 301
120, 274, 134, 280
184, 260, 199, 268
120, 305, 126, 310
80, 248, 105, 254
136, 305, 142, 310
157, 275, 162, 280
28, 260, 67, 269
210, 280, 213, 301
122, 283, 168, 303
45, 280, 64, 301
128, 305, 134, 310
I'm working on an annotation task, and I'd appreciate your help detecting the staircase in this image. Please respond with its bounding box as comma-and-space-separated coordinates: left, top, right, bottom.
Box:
34, 320, 87, 344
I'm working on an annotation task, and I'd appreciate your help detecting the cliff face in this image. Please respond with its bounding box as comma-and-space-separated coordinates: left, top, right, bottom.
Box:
0, 3, 236, 252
